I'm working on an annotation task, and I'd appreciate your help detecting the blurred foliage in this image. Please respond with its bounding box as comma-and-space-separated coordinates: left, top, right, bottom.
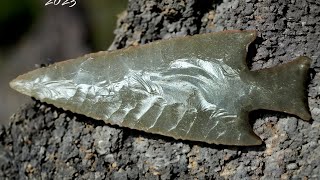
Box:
83, 0, 127, 50
0, 0, 42, 50
0, 0, 128, 56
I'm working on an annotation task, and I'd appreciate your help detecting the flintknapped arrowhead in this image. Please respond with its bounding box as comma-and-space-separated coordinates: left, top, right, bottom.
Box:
10, 30, 311, 146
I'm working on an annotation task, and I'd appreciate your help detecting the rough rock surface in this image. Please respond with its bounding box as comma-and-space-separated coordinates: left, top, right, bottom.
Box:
1, 0, 320, 179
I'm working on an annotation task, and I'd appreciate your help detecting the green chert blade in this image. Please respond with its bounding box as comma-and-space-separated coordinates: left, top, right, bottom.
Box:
10, 30, 311, 146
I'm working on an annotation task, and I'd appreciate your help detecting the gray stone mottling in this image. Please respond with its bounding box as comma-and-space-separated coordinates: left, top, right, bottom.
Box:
1, 0, 320, 179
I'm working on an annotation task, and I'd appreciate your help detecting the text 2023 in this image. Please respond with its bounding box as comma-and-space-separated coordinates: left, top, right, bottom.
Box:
45, 0, 76, 8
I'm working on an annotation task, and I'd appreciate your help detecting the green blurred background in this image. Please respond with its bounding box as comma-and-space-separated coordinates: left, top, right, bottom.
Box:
0, 0, 127, 124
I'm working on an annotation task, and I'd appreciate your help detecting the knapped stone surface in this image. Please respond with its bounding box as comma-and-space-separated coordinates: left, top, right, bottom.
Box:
1, 0, 319, 179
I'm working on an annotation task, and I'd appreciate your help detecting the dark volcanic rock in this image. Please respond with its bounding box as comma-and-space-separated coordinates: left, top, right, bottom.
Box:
1, 0, 319, 179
